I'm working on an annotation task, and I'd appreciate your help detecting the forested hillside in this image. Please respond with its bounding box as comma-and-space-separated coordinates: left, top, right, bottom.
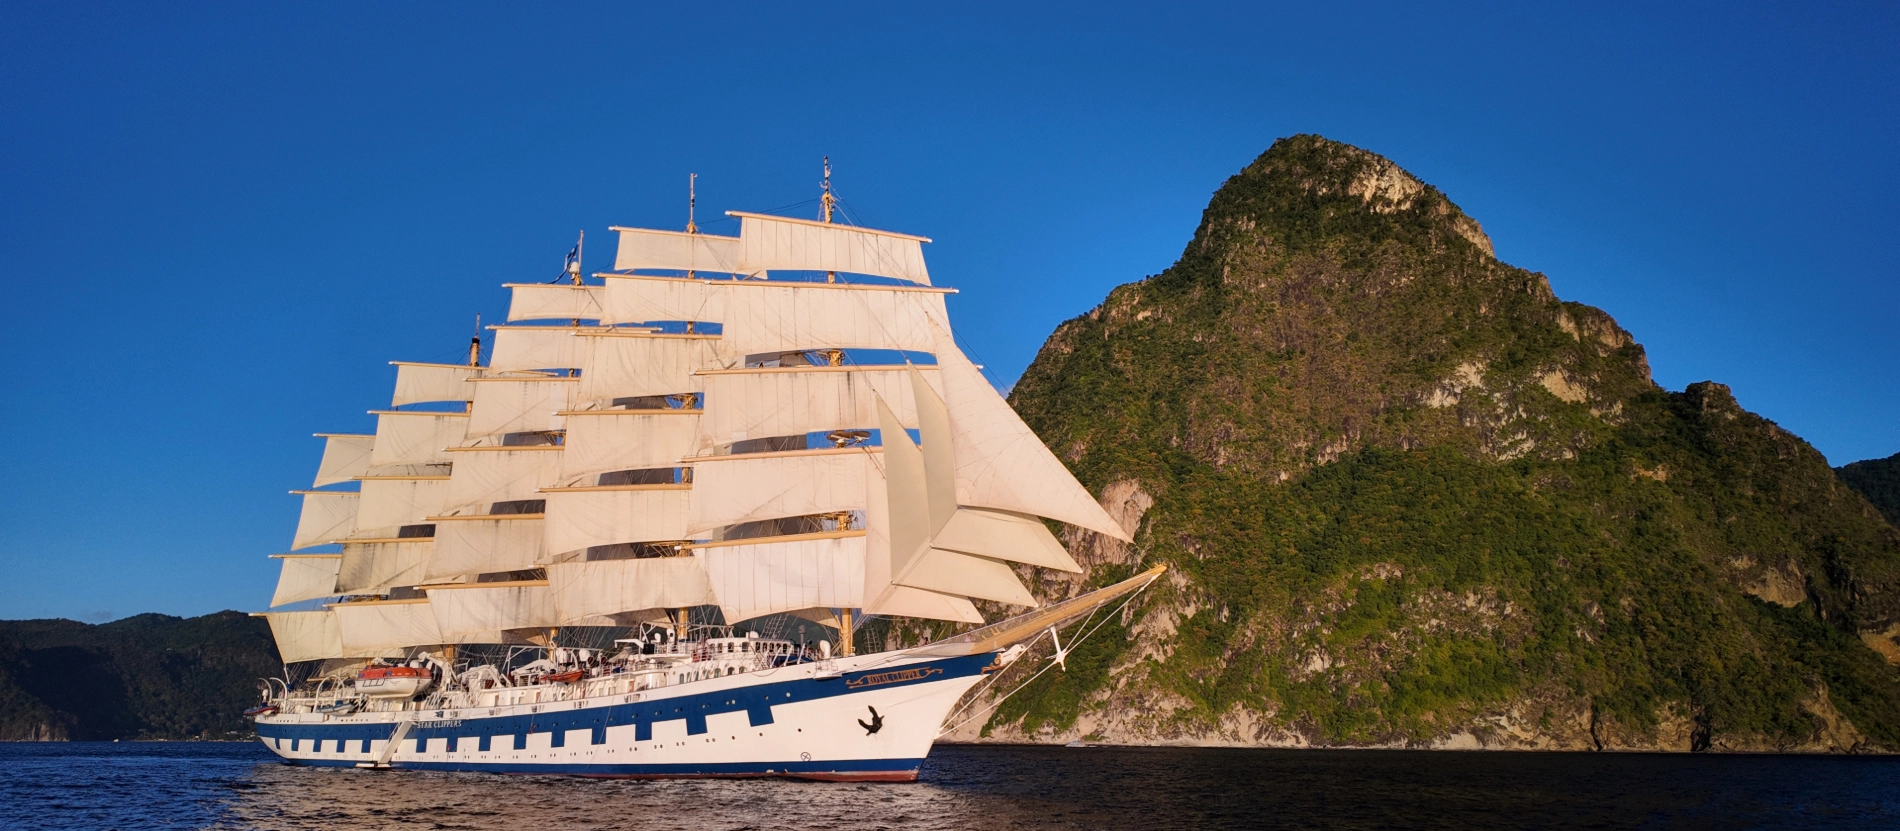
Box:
0, 612, 278, 740
962, 135, 1900, 752
1840, 453, 1900, 528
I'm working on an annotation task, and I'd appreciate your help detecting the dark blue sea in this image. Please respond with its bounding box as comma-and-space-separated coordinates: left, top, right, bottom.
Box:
1, 742, 1897, 830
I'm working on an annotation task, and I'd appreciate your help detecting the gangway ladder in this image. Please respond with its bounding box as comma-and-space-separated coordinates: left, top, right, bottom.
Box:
357, 720, 413, 769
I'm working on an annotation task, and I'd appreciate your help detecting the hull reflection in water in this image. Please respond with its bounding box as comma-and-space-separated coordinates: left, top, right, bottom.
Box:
211, 744, 1900, 831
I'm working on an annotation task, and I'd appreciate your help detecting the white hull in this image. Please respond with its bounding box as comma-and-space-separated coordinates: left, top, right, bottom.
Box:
257, 649, 998, 781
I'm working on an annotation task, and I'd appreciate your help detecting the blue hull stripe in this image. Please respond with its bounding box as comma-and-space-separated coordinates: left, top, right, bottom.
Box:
274, 756, 926, 777
257, 652, 993, 772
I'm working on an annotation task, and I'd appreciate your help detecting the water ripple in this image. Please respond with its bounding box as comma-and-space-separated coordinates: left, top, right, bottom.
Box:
1, 742, 1897, 830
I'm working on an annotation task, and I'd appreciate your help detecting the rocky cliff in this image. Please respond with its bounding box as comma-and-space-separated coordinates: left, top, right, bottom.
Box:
952, 135, 1900, 752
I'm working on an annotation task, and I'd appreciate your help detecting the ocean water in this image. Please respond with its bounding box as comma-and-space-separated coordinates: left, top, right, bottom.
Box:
1, 742, 1897, 830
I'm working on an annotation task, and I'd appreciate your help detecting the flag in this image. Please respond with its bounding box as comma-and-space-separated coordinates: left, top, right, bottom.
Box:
563, 243, 581, 276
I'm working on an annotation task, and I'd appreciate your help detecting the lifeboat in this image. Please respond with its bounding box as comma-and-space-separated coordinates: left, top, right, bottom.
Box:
356, 665, 434, 699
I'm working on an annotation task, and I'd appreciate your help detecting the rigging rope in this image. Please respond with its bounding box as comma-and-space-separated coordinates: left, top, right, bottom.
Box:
934, 575, 1156, 739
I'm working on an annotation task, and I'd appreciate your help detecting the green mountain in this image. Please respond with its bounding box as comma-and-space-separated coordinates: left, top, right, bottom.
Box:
0, 611, 279, 740
1840, 453, 1900, 528
966, 135, 1900, 752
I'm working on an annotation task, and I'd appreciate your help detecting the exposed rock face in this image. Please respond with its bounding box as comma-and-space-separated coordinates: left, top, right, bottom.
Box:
967, 135, 1900, 754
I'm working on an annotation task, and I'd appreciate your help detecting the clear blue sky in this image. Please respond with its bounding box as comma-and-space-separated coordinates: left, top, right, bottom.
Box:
2, 2, 1895, 621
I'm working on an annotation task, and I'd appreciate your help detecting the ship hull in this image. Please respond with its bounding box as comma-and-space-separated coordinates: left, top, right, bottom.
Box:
255, 650, 997, 781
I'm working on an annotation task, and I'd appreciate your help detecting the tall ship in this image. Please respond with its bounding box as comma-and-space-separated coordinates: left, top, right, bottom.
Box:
250, 170, 1161, 780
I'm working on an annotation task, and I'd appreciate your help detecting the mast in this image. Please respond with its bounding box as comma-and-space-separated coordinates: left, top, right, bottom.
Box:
820, 157, 834, 224
468, 314, 482, 367
820, 156, 843, 646
570, 232, 584, 376
835, 508, 857, 656
822, 157, 837, 284
467, 315, 481, 412
685, 174, 699, 335
570, 231, 584, 286
686, 173, 698, 235
823, 159, 847, 649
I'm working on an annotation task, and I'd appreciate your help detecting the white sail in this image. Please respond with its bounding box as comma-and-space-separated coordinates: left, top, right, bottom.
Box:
354, 477, 451, 536
390, 362, 479, 407
877, 397, 933, 579
692, 532, 865, 624
544, 487, 691, 557
332, 599, 441, 655
369, 411, 468, 468
335, 539, 433, 595
427, 581, 557, 643
423, 517, 545, 581
860, 455, 982, 623
908, 363, 1080, 572
894, 548, 1036, 606
547, 557, 716, 624
488, 326, 591, 372
265, 208, 1132, 648
269, 554, 341, 607
934, 508, 1081, 572
873, 391, 1039, 605
934, 336, 1131, 541
262, 611, 345, 663
560, 411, 697, 481
577, 332, 723, 402
506, 283, 605, 322
732, 212, 931, 285
611, 227, 744, 274
715, 282, 949, 358
912, 367, 960, 531
465, 376, 577, 440
692, 366, 937, 455
291, 490, 358, 550
685, 450, 875, 535
312, 434, 375, 487
598, 274, 726, 325
443, 447, 564, 514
